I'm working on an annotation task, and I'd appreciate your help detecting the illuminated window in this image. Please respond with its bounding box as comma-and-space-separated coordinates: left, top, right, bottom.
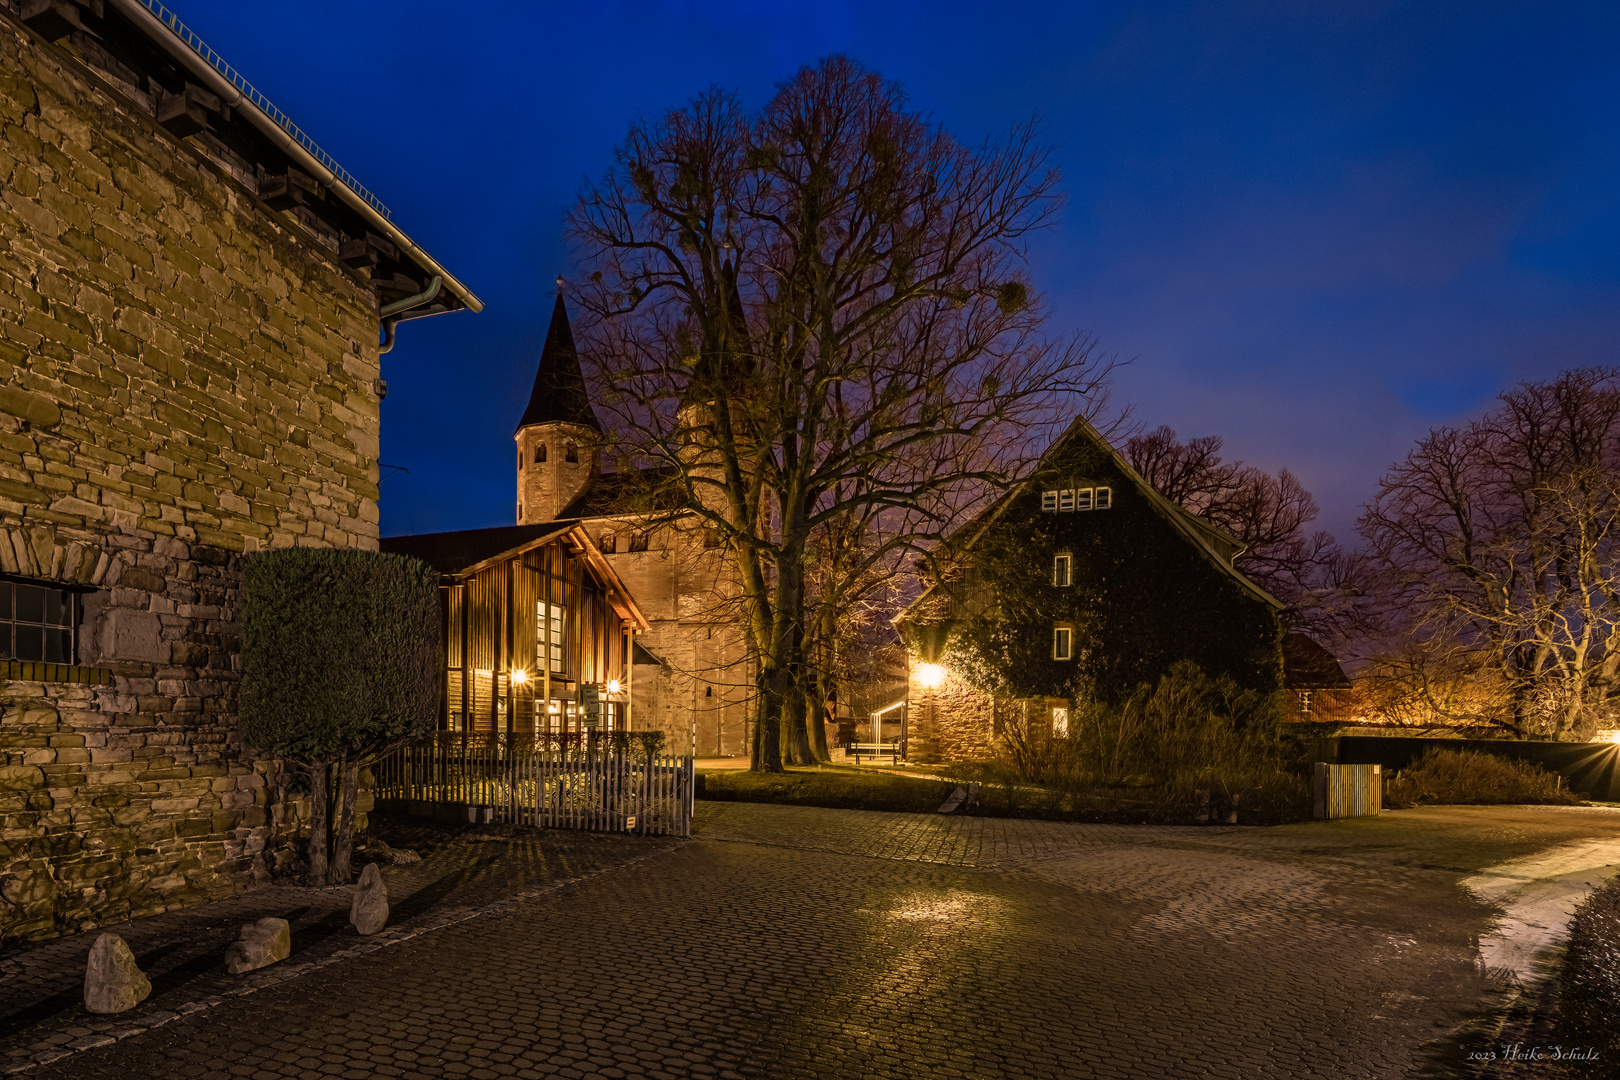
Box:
1041, 490, 1058, 512
535, 444, 547, 464
1096, 486, 1112, 509
1051, 705, 1070, 737
1075, 487, 1093, 511
0, 578, 77, 663
1052, 553, 1072, 587
565, 442, 579, 463
1052, 624, 1073, 661
537, 602, 565, 674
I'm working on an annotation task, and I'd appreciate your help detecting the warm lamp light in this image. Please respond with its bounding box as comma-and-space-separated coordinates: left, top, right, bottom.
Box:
606, 679, 622, 694
916, 663, 947, 689
512, 669, 528, 685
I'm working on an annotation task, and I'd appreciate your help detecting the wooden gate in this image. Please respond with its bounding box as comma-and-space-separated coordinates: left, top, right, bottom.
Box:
374, 734, 695, 837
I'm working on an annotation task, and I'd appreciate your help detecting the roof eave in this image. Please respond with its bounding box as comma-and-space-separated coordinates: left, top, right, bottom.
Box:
106, 0, 483, 316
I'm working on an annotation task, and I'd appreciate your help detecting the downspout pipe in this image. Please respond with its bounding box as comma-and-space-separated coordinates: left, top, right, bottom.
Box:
378, 276, 442, 355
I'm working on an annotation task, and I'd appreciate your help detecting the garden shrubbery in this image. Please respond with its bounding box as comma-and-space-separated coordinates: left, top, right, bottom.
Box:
1382, 747, 1582, 808
945, 662, 1311, 825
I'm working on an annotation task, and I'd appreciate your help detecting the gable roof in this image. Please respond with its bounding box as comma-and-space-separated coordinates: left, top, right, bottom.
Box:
380, 521, 648, 629
515, 296, 602, 434
902, 415, 1284, 622
1282, 633, 1353, 690
556, 465, 686, 521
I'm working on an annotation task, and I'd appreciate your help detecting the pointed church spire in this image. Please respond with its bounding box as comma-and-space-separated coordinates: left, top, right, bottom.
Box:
515, 295, 602, 434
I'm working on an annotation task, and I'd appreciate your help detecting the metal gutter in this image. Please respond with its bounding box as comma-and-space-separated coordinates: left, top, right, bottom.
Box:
103, 0, 484, 316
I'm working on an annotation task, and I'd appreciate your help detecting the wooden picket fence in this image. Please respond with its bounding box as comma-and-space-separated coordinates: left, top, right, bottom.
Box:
374, 733, 695, 837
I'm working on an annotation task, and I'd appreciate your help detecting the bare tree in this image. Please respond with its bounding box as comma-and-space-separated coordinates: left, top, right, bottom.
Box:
1358, 369, 1620, 740
1124, 426, 1350, 632
570, 57, 1103, 769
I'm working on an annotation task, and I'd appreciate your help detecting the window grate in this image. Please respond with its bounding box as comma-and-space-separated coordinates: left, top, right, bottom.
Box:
0, 580, 76, 663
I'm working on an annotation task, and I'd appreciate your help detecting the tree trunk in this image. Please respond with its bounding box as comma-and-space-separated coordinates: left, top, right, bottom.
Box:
752, 662, 786, 771
330, 758, 361, 884
306, 757, 331, 886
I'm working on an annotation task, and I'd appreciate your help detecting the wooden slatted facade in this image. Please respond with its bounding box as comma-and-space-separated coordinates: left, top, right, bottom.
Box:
382, 523, 650, 743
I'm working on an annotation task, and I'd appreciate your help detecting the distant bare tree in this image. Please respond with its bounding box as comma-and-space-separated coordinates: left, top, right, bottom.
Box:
1124, 426, 1350, 633
1358, 369, 1620, 740
570, 57, 1106, 770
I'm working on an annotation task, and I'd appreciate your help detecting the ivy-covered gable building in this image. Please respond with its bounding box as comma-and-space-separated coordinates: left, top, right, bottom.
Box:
901, 417, 1286, 762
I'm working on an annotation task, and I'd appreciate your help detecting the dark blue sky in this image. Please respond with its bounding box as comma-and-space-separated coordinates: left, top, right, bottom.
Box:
181, 1, 1620, 543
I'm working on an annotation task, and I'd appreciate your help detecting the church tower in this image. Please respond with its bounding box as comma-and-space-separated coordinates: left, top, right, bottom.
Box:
515, 296, 601, 523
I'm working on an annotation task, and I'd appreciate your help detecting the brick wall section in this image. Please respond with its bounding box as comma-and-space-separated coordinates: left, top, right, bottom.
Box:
0, 22, 381, 941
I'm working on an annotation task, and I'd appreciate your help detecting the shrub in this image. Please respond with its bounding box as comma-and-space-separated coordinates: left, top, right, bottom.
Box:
950, 662, 1310, 824
1382, 748, 1582, 808
241, 548, 440, 884
1556, 873, 1620, 1060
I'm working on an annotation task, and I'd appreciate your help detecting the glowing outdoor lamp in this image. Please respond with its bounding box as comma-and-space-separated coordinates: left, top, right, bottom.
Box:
915, 663, 947, 690
606, 679, 622, 695
512, 669, 528, 685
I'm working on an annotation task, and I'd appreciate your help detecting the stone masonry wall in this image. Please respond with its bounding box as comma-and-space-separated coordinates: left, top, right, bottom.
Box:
0, 20, 382, 941
906, 656, 996, 764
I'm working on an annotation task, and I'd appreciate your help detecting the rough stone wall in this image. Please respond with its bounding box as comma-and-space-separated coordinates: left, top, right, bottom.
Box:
905, 657, 996, 763
516, 424, 597, 524
598, 519, 754, 758
0, 22, 382, 941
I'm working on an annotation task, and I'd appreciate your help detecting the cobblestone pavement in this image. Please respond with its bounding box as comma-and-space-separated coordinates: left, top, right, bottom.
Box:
8, 802, 1620, 1080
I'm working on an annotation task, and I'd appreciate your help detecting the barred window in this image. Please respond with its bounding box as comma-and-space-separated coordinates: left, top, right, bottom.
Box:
1075, 487, 1093, 511
1041, 490, 1058, 512
1053, 553, 1072, 588
1095, 486, 1112, 509
0, 579, 76, 663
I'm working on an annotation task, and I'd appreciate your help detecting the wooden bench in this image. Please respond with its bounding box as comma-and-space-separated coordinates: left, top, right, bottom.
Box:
846, 742, 902, 764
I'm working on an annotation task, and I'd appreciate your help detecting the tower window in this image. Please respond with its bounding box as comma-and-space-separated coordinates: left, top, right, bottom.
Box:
1053, 624, 1073, 661
599, 532, 617, 554
1095, 486, 1112, 509
1052, 553, 1072, 587
535, 444, 547, 464
518, 450, 524, 470
628, 531, 650, 553
565, 442, 579, 463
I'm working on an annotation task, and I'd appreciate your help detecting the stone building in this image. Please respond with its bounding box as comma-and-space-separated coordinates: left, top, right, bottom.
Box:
511, 297, 755, 757
900, 417, 1287, 762
0, 1, 477, 941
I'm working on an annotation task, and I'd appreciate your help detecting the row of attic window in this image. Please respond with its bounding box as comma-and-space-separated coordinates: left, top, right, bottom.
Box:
1041, 487, 1112, 512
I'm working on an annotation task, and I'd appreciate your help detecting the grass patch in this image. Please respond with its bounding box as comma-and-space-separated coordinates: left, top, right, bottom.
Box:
1383, 748, 1583, 809
1556, 872, 1620, 1063
698, 766, 953, 814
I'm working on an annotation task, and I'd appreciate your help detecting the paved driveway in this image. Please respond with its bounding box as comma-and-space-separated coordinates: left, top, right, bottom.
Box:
13, 803, 1620, 1080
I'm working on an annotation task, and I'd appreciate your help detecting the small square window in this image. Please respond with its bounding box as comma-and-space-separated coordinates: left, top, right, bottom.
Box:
628, 531, 650, 553
1075, 488, 1093, 511
1052, 553, 1072, 588
599, 532, 617, 554
1041, 490, 1058, 512
1053, 625, 1073, 661
1058, 490, 1075, 512
1095, 486, 1112, 509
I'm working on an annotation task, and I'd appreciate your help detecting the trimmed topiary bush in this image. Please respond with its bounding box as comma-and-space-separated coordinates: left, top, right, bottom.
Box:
241, 548, 439, 884
1383, 747, 1582, 808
